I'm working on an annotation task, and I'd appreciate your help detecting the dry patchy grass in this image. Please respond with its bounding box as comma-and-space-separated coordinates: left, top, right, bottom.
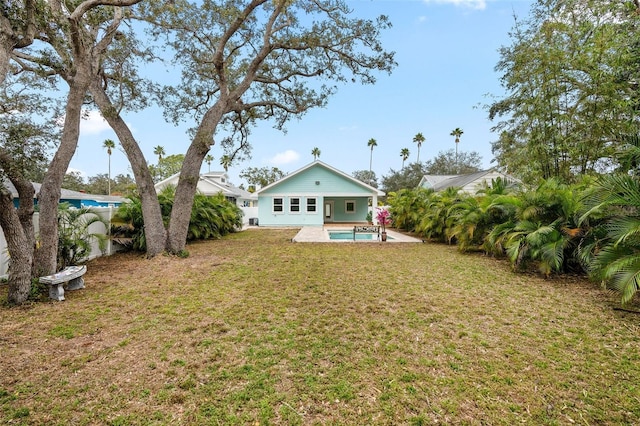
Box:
1, 228, 639, 425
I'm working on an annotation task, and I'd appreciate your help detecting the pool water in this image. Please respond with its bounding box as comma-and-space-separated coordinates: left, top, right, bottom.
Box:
328, 231, 391, 241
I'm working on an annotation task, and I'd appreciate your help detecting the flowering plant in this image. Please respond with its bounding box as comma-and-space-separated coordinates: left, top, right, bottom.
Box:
375, 208, 392, 232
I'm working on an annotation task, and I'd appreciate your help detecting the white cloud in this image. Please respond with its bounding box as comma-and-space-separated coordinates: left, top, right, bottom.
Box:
267, 150, 300, 166
57, 109, 134, 136
65, 167, 87, 179
423, 0, 486, 10
80, 110, 111, 134
338, 124, 359, 132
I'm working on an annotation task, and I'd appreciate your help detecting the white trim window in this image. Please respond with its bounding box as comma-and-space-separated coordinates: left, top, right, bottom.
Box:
273, 197, 284, 213
290, 197, 301, 213
306, 197, 317, 213
345, 200, 356, 214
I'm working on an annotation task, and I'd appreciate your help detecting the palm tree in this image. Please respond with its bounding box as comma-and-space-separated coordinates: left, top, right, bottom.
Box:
580, 173, 640, 304
367, 138, 377, 173
205, 154, 214, 172
450, 128, 463, 171
220, 155, 232, 172
57, 203, 109, 269
413, 133, 425, 163
153, 145, 165, 163
102, 139, 116, 195
311, 147, 321, 160
400, 148, 410, 169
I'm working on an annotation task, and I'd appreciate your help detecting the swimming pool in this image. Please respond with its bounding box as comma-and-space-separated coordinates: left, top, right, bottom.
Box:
328, 231, 392, 241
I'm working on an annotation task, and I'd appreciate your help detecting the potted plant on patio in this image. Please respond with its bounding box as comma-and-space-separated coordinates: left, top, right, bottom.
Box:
375, 208, 392, 242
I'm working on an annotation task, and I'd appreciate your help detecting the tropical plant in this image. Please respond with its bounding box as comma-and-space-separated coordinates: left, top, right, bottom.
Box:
188, 192, 243, 240
220, 155, 232, 172
413, 133, 425, 163
154, 145, 166, 163
400, 148, 410, 169
57, 203, 109, 270
387, 187, 433, 232
375, 208, 392, 233
110, 196, 148, 252
489, 179, 584, 276
112, 186, 243, 252
205, 154, 214, 172
449, 128, 463, 172
415, 187, 466, 243
580, 173, 640, 304
447, 190, 516, 253
367, 138, 377, 173
103, 139, 116, 195
312, 147, 321, 160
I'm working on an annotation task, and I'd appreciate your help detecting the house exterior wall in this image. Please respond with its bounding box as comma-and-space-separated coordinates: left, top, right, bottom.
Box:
258, 195, 325, 226
261, 165, 368, 194
324, 197, 369, 222
258, 164, 376, 226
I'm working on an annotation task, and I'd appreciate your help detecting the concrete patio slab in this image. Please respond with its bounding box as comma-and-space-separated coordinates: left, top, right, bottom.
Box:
292, 226, 422, 243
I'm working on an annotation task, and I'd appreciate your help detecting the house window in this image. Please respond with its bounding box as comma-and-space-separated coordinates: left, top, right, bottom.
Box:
345, 200, 356, 214
273, 197, 283, 213
306, 197, 317, 212
290, 197, 300, 213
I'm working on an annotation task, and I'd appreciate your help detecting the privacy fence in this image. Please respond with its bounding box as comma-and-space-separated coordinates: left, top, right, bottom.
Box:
0, 206, 257, 278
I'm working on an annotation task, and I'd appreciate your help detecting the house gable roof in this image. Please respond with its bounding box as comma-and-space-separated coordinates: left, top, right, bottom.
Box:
155, 171, 254, 199
256, 160, 385, 196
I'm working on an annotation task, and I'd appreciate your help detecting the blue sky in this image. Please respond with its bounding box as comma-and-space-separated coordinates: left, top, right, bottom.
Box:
70, 0, 534, 187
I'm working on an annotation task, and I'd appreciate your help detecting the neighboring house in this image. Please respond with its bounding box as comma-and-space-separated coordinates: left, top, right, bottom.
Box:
4, 180, 125, 208
256, 160, 384, 227
155, 171, 258, 224
417, 168, 520, 194
155, 171, 256, 207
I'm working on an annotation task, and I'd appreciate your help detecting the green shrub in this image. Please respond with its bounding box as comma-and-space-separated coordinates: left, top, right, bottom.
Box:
112, 187, 243, 252
57, 203, 109, 269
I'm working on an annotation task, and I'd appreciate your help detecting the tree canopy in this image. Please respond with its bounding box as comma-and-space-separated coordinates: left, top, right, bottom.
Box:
381, 162, 428, 195
352, 170, 378, 188
239, 166, 285, 188
423, 149, 482, 176
489, 0, 640, 183
1, 0, 395, 302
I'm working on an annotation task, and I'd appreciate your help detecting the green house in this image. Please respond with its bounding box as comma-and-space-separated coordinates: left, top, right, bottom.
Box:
256, 161, 384, 227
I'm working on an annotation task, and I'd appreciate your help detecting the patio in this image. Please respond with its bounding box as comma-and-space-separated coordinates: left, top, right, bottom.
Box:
291, 225, 422, 243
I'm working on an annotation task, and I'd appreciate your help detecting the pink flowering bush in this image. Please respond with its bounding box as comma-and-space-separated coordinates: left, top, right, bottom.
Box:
376, 208, 392, 232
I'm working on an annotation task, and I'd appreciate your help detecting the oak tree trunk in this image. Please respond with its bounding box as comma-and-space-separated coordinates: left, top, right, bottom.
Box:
90, 81, 167, 256
0, 189, 33, 304
166, 107, 224, 253
35, 80, 89, 275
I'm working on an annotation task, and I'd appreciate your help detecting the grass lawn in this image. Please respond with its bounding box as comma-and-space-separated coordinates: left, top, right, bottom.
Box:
1, 228, 639, 425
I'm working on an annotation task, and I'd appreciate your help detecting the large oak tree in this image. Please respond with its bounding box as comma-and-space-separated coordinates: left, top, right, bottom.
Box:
137, 0, 396, 253
1, 0, 143, 303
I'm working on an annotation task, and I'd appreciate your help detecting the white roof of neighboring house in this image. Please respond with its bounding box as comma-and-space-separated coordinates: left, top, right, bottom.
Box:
155, 171, 255, 200
419, 169, 521, 193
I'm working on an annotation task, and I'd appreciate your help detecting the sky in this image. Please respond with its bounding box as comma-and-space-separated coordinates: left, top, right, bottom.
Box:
69, 0, 535, 188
